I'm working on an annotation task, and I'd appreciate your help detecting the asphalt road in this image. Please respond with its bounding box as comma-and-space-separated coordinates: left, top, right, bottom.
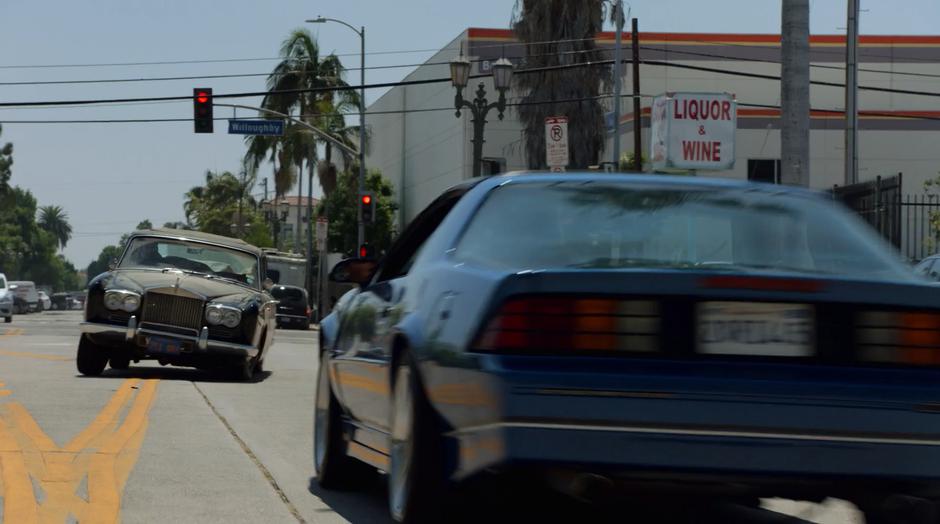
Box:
0, 311, 865, 524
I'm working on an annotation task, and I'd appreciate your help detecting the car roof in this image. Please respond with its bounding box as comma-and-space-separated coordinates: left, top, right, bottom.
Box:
467, 171, 824, 198
130, 228, 263, 257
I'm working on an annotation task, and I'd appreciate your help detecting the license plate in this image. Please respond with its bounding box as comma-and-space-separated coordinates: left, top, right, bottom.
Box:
147, 337, 182, 355
697, 302, 814, 357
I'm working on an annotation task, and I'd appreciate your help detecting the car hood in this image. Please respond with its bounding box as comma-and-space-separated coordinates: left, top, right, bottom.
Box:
102, 268, 260, 304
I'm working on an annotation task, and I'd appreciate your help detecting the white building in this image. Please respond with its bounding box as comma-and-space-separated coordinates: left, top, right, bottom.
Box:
366, 28, 940, 256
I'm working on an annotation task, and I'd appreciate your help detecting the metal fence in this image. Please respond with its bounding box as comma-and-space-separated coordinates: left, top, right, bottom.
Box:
833, 173, 940, 261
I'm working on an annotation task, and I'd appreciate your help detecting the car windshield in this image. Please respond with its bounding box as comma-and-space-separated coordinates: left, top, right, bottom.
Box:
455, 182, 913, 282
119, 237, 259, 288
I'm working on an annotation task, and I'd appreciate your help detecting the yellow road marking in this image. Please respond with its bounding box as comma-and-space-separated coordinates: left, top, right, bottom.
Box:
0, 377, 160, 524
0, 349, 72, 362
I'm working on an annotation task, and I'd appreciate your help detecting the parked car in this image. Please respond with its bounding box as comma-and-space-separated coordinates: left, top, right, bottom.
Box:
914, 255, 940, 282
37, 291, 51, 312
78, 228, 277, 380
8, 281, 39, 313
51, 292, 76, 310
0, 273, 12, 323
271, 284, 311, 330
316, 173, 938, 524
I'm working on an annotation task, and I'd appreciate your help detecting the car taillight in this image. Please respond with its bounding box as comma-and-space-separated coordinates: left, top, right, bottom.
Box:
856, 311, 940, 365
472, 296, 660, 353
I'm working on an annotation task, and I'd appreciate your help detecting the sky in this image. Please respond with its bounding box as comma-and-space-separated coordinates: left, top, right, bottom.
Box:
2, 0, 939, 269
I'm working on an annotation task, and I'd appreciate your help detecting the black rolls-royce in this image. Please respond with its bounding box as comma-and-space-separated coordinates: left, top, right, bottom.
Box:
79, 229, 277, 380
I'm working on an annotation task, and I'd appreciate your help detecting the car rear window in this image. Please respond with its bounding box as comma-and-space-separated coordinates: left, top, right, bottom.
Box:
453, 181, 912, 281
272, 287, 305, 301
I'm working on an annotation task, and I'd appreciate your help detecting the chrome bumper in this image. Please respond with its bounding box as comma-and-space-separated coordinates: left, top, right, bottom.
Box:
80, 316, 258, 357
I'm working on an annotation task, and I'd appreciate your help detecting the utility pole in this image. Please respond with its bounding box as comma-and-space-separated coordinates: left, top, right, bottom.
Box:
631, 17, 642, 172
295, 165, 303, 253
305, 162, 314, 306
611, 0, 625, 168
781, 0, 810, 187
261, 177, 268, 202
845, 0, 860, 185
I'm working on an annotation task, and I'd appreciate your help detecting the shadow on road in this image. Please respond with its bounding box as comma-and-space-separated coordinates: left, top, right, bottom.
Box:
79, 367, 274, 384
307, 475, 393, 524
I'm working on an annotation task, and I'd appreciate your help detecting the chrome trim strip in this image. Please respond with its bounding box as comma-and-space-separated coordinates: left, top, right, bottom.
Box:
276, 314, 309, 320
449, 422, 940, 447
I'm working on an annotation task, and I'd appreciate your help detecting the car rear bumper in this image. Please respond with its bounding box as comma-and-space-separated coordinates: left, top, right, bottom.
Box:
440, 356, 940, 487
80, 317, 258, 358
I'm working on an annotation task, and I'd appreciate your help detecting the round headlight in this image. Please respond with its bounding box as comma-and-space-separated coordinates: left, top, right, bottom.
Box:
122, 294, 140, 312
104, 291, 123, 310
221, 309, 241, 328
206, 307, 223, 325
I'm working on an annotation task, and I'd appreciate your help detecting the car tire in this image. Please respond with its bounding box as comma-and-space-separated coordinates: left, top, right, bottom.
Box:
314, 350, 373, 489
388, 351, 449, 524
76, 335, 109, 376
109, 356, 131, 370
4, 316, 10, 323
301, 319, 311, 330
232, 356, 258, 382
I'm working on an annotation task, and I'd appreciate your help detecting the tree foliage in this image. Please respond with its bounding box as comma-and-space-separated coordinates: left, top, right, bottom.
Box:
316, 167, 397, 257
245, 29, 361, 200
184, 171, 273, 247
512, 0, 609, 169
0, 124, 11, 197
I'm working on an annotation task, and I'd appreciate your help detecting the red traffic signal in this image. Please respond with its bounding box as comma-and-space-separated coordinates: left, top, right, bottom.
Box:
359, 243, 374, 259
193, 87, 214, 133
360, 192, 375, 225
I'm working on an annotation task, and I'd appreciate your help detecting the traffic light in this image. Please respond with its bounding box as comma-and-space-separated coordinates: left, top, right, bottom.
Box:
359, 243, 374, 259
360, 192, 375, 225
193, 88, 213, 133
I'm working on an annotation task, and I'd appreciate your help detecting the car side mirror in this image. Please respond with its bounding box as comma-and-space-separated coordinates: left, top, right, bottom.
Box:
108, 258, 117, 271
329, 258, 378, 287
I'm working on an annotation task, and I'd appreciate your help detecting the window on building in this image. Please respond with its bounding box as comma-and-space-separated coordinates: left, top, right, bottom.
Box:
747, 159, 781, 184
481, 157, 507, 176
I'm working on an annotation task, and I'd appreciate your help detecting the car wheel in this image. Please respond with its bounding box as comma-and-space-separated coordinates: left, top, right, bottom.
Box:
4, 316, 10, 324
301, 319, 311, 330
232, 355, 258, 381
388, 351, 448, 524
109, 356, 130, 370
314, 351, 372, 488
76, 335, 109, 376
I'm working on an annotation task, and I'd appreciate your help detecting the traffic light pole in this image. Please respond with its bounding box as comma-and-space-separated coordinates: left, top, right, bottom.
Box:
214, 103, 359, 159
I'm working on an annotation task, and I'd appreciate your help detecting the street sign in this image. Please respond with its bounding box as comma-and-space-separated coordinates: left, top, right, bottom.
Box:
545, 116, 569, 168
227, 119, 285, 136
315, 218, 328, 253
650, 92, 736, 171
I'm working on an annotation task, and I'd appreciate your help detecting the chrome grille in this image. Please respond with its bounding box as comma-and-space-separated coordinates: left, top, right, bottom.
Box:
142, 293, 204, 331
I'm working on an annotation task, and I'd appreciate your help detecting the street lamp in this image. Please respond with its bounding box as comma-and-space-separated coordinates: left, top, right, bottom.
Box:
450, 53, 514, 178
307, 16, 367, 248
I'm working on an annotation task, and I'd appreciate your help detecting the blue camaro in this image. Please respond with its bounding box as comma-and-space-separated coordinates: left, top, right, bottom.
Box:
316, 173, 939, 523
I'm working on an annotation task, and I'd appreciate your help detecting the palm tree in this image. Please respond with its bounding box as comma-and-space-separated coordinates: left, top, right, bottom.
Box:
247, 29, 360, 199
38, 205, 72, 250
512, 0, 609, 169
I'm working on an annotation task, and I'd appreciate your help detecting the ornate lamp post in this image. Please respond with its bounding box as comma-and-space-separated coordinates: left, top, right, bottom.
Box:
450, 54, 514, 178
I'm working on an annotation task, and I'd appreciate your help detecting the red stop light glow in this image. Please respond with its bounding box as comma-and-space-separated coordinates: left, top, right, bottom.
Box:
196, 91, 209, 104
361, 195, 372, 205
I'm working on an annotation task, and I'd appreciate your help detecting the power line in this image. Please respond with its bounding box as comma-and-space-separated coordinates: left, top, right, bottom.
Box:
0, 35, 601, 71
6, 55, 940, 117
640, 44, 940, 80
